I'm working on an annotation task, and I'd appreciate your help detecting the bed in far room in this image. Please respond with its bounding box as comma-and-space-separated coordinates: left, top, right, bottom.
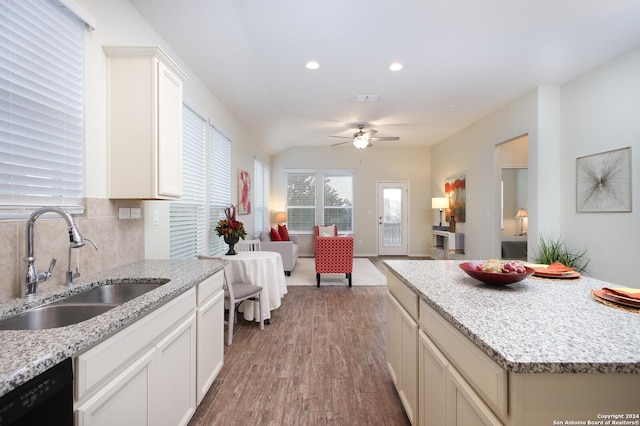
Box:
501, 236, 527, 260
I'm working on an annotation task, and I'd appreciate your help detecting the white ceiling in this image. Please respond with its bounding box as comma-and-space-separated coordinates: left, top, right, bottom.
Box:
129, 0, 640, 155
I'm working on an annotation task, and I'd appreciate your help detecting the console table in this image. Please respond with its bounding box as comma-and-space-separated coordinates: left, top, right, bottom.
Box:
432, 231, 464, 260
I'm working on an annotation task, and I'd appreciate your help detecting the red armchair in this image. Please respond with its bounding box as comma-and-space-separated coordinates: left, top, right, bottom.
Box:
314, 225, 354, 287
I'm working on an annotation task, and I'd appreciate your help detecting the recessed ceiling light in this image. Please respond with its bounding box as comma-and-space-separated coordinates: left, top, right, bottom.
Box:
389, 63, 403, 71
306, 61, 319, 70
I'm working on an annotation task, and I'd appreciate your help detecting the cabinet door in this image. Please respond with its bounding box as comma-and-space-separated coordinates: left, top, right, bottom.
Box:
197, 288, 224, 404
399, 302, 418, 425
419, 330, 448, 426
75, 349, 156, 426
386, 292, 402, 386
449, 367, 502, 426
156, 313, 197, 426
157, 60, 183, 198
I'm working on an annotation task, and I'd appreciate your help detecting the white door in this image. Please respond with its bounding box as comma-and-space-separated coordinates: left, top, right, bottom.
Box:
378, 182, 409, 255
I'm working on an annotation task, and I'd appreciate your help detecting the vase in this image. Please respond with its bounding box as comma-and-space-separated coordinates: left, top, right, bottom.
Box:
224, 235, 240, 255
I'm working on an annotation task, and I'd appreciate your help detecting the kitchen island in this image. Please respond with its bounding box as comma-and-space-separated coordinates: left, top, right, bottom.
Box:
384, 259, 640, 426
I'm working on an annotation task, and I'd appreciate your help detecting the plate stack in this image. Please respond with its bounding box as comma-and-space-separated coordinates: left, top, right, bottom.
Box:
592, 287, 640, 312
527, 262, 581, 279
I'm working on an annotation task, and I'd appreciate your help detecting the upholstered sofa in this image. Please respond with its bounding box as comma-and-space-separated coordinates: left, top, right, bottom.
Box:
258, 231, 299, 276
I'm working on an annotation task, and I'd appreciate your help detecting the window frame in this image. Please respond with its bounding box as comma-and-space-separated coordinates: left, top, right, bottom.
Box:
322, 169, 355, 234
285, 169, 317, 234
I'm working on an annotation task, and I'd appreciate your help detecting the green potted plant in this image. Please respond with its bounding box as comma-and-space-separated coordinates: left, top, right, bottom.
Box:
533, 234, 590, 273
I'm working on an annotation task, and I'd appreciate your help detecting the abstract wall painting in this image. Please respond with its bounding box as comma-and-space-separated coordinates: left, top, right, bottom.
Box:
238, 169, 251, 215
576, 147, 631, 213
445, 175, 466, 222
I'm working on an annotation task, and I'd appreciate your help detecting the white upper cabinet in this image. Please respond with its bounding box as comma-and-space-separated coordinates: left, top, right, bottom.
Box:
104, 46, 188, 199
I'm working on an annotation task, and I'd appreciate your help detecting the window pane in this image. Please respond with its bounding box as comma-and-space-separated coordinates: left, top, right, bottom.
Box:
209, 126, 230, 254
286, 170, 316, 232
0, 0, 85, 214
323, 171, 353, 232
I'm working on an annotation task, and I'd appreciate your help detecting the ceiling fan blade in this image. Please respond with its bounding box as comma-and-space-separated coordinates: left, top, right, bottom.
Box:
369, 136, 400, 141
330, 140, 351, 147
328, 135, 353, 139
364, 129, 378, 138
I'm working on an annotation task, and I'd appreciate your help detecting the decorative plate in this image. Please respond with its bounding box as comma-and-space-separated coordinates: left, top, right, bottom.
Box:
459, 262, 534, 285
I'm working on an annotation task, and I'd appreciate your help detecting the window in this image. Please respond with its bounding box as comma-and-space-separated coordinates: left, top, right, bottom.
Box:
169, 105, 206, 259
209, 125, 231, 254
254, 159, 270, 236
0, 0, 88, 218
322, 170, 354, 233
285, 169, 316, 233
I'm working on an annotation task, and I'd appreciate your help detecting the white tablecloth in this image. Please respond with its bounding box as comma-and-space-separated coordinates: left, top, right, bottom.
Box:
215, 251, 287, 321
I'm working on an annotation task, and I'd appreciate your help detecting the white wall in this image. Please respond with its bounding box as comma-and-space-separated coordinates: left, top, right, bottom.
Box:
559, 48, 640, 285
270, 146, 432, 257
77, 0, 269, 258
432, 47, 640, 285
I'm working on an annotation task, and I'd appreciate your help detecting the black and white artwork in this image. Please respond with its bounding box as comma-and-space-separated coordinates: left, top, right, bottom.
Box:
576, 147, 631, 212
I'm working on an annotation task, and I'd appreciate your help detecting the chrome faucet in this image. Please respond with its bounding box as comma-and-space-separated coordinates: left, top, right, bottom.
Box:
22, 207, 86, 298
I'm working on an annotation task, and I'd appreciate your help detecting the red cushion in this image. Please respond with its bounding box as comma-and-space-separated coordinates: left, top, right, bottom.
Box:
278, 224, 290, 241
270, 227, 282, 241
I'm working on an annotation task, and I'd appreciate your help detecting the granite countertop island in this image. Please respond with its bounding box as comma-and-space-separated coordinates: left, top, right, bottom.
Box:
384, 259, 640, 374
0, 258, 226, 398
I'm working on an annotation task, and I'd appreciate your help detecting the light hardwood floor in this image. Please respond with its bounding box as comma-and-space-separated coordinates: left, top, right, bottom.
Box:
188, 285, 411, 426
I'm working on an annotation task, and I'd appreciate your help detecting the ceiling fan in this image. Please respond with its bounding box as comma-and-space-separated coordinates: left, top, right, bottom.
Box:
329, 125, 400, 149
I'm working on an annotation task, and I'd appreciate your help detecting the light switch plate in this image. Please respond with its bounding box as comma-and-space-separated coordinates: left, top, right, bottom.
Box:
118, 208, 131, 219
130, 208, 141, 219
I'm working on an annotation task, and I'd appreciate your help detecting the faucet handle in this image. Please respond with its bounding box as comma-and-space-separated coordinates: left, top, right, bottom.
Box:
38, 257, 57, 282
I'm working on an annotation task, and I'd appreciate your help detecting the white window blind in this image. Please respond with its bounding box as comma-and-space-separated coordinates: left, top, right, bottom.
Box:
323, 170, 354, 233
169, 105, 206, 259
286, 169, 316, 233
254, 159, 270, 236
209, 125, 231, 254
0, 0, 86, 218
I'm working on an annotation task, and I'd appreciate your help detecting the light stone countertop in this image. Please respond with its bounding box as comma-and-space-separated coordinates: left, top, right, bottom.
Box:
0, 258, 226, 398
384, 260, 640, 374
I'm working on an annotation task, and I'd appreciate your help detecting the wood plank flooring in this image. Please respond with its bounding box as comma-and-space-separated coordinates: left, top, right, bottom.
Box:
188, 285, 411, 426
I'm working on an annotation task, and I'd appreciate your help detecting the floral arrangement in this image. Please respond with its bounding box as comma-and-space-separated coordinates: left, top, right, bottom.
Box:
215, 205, 247, 240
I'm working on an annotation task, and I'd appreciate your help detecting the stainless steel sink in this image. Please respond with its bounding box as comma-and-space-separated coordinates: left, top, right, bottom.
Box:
58, 281, 167, 305
0, 303, 118, 330
0, 280, 170, 330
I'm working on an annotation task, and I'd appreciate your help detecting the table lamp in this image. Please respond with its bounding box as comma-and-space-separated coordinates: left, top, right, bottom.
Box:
274, 211, 288, 225
515, 208, 528, 236
432, 197, 449, 227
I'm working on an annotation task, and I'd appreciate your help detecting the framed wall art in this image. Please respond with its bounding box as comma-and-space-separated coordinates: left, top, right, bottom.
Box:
576, 147, 631, 213
238, 169, 251, 215
445, 175, 466, 222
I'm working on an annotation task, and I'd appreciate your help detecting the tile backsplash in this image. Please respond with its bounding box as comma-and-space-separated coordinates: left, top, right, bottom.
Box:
0, 198, 145, 299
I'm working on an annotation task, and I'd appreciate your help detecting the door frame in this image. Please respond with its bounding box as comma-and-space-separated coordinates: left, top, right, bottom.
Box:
377, 181, 410, 256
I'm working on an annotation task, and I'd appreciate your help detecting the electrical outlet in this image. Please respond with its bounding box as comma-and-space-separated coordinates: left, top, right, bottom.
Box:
118, 208, 131, 219
130, 208, 141, 219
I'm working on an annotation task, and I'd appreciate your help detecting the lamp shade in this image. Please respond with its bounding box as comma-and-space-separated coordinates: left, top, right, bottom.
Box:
432, 197, 449, 210
515, 208, 528, 219
274, 211, 288, 223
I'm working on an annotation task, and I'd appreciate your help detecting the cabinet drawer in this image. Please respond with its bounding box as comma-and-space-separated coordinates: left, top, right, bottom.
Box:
76, 288, 196, 400
387, 272, 418, 321
420, 299, 507, 418
197, 271, 223, 306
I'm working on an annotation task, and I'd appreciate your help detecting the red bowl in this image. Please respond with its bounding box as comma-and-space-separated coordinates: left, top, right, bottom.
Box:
459, 262, 534, 285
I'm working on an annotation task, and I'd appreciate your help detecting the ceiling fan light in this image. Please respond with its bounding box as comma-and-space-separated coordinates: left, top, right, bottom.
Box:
353, 137, 369, 149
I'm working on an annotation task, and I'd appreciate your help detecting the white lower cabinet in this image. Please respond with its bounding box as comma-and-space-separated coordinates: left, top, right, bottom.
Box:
75, 349, 156, 426
386, 290, 418, 425
156, 314, 197, 426
419, 330, 501, 426
196, 272, 224, 404
74, 270, 225, 426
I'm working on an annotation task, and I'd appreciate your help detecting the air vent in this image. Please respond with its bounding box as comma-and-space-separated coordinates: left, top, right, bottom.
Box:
353, 95, 380, 102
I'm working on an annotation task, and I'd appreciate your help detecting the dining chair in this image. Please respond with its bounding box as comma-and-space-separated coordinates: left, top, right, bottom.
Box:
223, 265, 264, 345
235, 239, 261, 252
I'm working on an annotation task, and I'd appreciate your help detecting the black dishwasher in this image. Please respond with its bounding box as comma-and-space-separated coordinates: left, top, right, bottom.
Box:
0, 358, 73, 426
